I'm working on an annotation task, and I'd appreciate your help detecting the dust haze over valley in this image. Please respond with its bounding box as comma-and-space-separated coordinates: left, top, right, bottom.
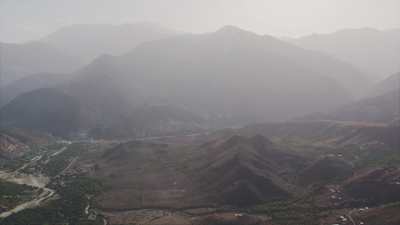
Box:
0, 1, 400, 225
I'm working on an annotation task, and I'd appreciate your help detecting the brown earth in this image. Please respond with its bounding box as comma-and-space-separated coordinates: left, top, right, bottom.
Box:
92, 135, 308, 210
343, 167, 400, 205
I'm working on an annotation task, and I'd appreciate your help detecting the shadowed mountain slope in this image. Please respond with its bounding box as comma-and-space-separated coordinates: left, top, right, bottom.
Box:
0, 88, 81, 136
194, 135, 306, 205
93, 135, 307, 209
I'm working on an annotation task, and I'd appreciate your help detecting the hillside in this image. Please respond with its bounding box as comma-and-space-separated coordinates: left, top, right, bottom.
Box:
0, 42, 82, 85
0, 87, 203, 138
194, 135, 306, 206
291, 28, 400, 81
240, 120, 399, 148
0, 128, 53, 167
89, 104, 205, 138
298, 156, 353, 186
302, 88, 400, 124
67, 26, 364, 124
0, 133, 30, 159
369, 72, 400, 97
0, 120, 399, 225
0, 73, 70, 107
0, 23, 177, 105
0, 26, 369, 138
93, 134, 307, 209
1, 1, 400, 224
0, 88, 81, 136
42, 23, 178, 62
344, 167, 400, 205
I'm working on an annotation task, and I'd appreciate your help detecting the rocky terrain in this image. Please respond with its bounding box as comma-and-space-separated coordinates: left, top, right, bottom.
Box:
0, 121, 399, 225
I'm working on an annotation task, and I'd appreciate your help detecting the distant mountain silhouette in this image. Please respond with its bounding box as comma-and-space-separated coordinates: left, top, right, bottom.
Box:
0, 41, 82, 85
68, 26, 363, 123
42, 22, 178, 62
1, 26, 371, 137
301, 88, 400, 124
291, 28, 400, 81
369, 72, 400, 97
0, 73, 70, 107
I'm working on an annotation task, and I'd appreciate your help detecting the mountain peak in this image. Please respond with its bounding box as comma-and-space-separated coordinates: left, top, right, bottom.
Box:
215, 25, 254, 35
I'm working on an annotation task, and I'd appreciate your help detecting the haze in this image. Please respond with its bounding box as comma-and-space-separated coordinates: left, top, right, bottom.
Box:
1, 0, 400, 43
1, 0, 400, 225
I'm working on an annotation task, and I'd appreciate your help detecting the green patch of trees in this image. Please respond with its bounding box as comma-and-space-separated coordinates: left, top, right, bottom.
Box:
0, 176, 104, 225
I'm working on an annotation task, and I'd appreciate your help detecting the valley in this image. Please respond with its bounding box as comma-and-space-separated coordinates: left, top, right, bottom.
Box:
0, 121, 398, 225
1, 7, 399, 225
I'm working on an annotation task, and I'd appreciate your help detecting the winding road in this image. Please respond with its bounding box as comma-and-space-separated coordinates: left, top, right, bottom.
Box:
0, 172, 55, 218
0, 144, 70, 219
0, 186, 54, 218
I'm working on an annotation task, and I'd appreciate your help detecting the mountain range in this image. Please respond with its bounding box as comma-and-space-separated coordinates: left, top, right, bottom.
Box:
0, 25, 370, 137
0, 22, 177, 99
41, 22, 178, 62
0, 41, 82, 86
290, 28, 400, 81
300, 72, 400, 125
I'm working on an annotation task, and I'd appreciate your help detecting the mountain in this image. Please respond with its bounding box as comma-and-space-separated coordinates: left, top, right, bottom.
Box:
290, 28, 400, 80
70, 26, 364, 121
0, 86, 203, 138
89, 104, 204, 138
0, 133, 30, 159
351, 203, 400, 225
42, 23, 178, 62
0, 88, 82, 136
298, 156, 353, 186
0, 73, 70, 107
0, 42, 82, 85
1, 26, 369, 137
194, 135, 306, 205
344, 167, 400, 205
93, 135, 306, 209
1, 118, 399, 224
0, 23, 177, 88
302, 88, 400, 124
0, 128, 52, 160
299, 71, 400, 124
369, 72, 400, 97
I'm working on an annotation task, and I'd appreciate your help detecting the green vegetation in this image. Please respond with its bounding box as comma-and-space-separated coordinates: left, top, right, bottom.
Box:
331, 144, 400, 168
280, 137, 400, 169
0, 176, 104, 225
1, 143, 66, 172
0, 181, 36, 210
41, 143, 86, 177
252, 200, 326, 225
383, 201, 400, 208
356, 150, 400, 168
0, 158, 24, 171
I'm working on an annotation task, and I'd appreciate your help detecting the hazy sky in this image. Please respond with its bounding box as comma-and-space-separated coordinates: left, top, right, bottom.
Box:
1, 0, 399, 43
